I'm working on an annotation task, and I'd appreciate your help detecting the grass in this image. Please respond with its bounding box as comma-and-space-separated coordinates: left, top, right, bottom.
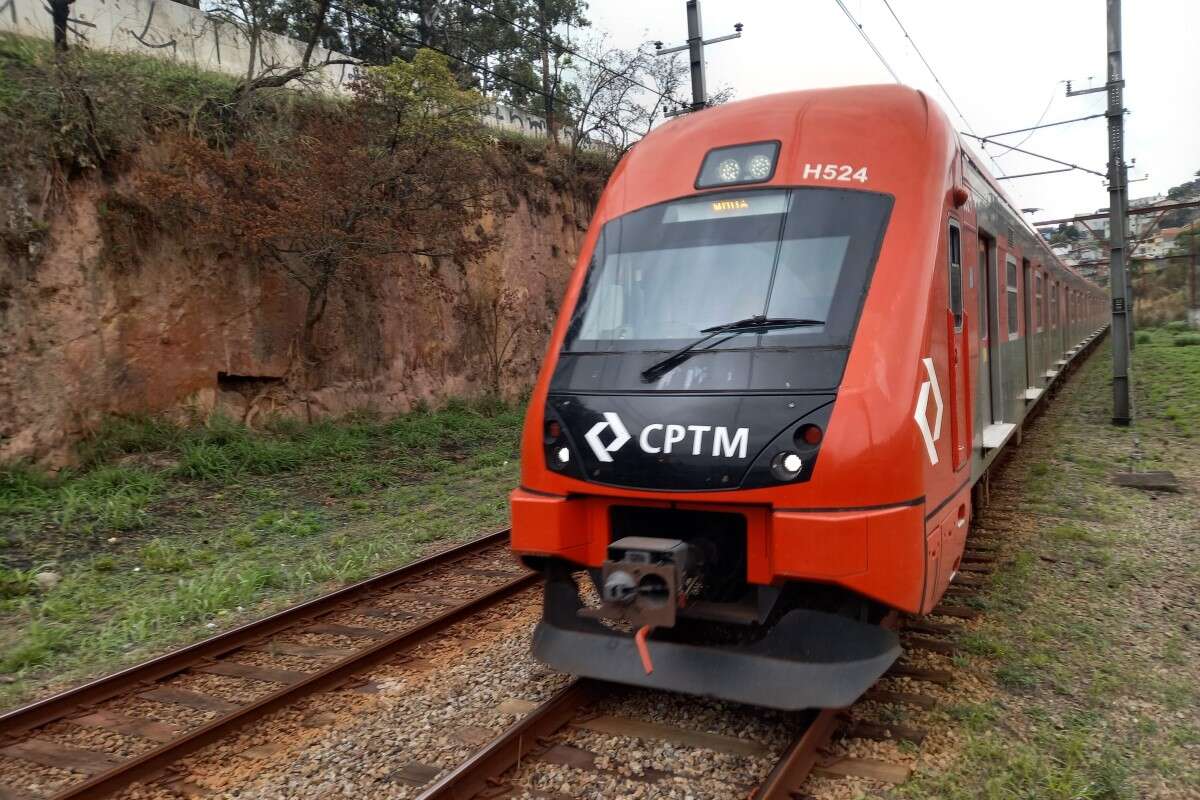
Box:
901, 333, 1200, 798
0, 399, 523, 707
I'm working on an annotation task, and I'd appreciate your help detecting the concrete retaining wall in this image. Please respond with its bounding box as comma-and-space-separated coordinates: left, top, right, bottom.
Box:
0, 0, 561, 139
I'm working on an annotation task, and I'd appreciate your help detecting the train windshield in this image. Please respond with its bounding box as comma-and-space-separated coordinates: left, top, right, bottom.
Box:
563, 188, 892, 358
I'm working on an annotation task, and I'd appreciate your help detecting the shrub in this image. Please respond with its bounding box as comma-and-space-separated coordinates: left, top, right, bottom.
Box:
1173, 334, 1200, 347
1135, 331, 1152, 345
1165, 320, 1190, 333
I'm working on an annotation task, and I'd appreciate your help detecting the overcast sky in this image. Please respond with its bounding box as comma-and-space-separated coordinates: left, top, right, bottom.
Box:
584, 0, 1198, 223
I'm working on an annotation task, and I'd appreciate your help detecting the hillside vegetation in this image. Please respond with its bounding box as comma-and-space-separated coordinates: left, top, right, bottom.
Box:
0, 34, 609, 467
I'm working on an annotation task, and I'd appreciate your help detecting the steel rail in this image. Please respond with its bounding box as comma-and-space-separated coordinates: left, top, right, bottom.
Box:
0, 529, 511, 736
753, 708, 840, 799
0, 529, 528, 800
417, 678, 606, 800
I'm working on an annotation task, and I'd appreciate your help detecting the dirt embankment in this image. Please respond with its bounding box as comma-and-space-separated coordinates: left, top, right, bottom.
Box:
0, 149, 598, 467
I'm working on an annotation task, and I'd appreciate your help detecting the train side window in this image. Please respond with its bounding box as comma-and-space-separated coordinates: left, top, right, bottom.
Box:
1035, 271, 1044, 332
948, 222, 963, 330
1006, 256, 1019, 338
1051, 282, 1059, 328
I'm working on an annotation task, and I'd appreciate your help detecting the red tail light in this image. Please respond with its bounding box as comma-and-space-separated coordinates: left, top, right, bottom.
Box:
797, 424, 823, 446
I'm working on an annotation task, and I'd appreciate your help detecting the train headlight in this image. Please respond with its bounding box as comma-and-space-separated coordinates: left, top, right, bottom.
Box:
747, 154, 772, 179
556, 446, 571, 464
716, 158, 741, 182
696, 141, 781, 188
770, 450, 804, 482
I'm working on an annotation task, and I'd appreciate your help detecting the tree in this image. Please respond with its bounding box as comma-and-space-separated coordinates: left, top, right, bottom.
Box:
204, 0, 354, 115
565, 37, 653, 160
143, 50, 496, 385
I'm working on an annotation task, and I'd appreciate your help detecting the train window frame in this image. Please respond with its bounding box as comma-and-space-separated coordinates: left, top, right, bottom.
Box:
978, 236, 991, 344
1051, 281, 1059, 328
948, 220, 963, 331
1035, 270, 1044, 332
1006, 255, 1019, 340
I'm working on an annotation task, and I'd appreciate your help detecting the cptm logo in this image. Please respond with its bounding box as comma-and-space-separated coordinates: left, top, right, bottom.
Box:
583, 412, 750, 463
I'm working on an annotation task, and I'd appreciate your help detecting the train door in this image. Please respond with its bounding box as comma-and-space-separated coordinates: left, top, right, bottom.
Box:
1022, 259, 1034, 391
980, 234, 1002, 423
1050, 281, 1060, 359
947, 221, 969, 470
1065, 290, 1072, 352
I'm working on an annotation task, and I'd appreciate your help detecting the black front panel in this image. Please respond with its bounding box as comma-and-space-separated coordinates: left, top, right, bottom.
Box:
545, 392, 833, 491
550, 347, 848, 394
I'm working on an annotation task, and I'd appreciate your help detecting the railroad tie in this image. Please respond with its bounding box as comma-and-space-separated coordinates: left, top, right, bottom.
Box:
196, 661, 313, 686
0, 738, 123, 775
840, 719, 927, 745
70, 709, 180, 743
138, 686, 242, 714
904, 634, 959, 655
931, 605, 981, 620
863, 689, 937, 709
886, 664, 954, 685
814, 756, 911, 784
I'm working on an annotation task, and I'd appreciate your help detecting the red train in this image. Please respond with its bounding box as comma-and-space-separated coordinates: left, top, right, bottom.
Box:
509, 85, 1108, 709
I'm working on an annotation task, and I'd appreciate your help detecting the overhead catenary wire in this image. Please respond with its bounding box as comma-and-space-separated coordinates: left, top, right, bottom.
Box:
981, 111, 1107, 141
878, 0, 975, 133
832, 0, 900, 83
993, 83, 1057, 155
959, 132, 1106, 178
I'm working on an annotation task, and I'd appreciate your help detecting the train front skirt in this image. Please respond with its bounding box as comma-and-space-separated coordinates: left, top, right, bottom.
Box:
535, 568, 902, 711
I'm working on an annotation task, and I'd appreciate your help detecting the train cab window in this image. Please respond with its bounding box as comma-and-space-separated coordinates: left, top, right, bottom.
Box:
948, 222, 963, 330
1006, 257, 1019, 338
1035, 271, 1044, 332
559, 187, 893, 392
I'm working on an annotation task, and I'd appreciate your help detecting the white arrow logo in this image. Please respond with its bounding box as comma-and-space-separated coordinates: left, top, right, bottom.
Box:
913, 357, 944, 465
584, 412, 632, 463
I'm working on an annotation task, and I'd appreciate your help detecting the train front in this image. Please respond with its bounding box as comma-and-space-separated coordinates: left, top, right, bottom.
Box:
510, 88, 948, 710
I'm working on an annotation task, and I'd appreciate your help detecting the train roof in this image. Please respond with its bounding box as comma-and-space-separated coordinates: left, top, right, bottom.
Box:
619, 84, 1101, 292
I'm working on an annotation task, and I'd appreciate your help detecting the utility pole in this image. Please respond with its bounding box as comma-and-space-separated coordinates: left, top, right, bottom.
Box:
1190, 229, 1198, 328
654, 1, 742, 113
1066, 0, 1131, 424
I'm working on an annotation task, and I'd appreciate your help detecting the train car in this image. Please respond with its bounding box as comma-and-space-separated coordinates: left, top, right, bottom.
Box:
509, 85, 1108, 710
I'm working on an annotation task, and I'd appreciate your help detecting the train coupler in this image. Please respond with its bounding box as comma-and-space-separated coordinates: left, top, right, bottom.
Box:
534, 562, 901, 710
577, 536, 697, 629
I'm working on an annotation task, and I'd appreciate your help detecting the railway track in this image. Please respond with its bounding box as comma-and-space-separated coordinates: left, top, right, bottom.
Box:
0, 530, 533, 800
0, 534, 1001, 800
415, 546, 1000, 800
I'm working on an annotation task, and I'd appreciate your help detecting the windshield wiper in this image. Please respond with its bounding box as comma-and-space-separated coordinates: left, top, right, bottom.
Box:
639, 315, 825, 383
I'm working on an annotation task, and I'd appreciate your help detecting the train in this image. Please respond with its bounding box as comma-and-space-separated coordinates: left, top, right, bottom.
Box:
508, 85, 1108, 710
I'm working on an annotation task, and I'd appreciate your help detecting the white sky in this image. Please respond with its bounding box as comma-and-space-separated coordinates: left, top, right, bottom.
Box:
585, 0, 1199, 223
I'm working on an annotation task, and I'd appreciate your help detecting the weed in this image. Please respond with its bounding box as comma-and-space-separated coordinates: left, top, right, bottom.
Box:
1046, 523, 1094, 544
226, 528, 257, 549
252, 510, 325, 537
960, 631, 1008, 658
0, 619, 69, 672
1173, 333, 1200, 347
57, 466, 163, 533
997, 661, 1040, 690
0, 566, 38, 599
140, 539, 211, 572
